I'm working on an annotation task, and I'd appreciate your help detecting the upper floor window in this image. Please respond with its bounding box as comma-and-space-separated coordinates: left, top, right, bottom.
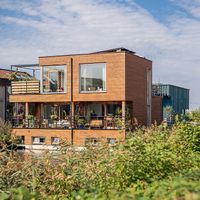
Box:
42, 65, 67, 93
80, 63, 106, 92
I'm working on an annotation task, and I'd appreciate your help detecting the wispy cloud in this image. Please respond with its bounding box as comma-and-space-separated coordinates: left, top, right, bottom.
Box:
0, 0, 200, 108
170, 0, 200, 18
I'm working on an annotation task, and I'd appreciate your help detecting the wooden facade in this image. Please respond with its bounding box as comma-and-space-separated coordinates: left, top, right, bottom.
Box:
9, 48, 152, 147
11, 81, 40, 94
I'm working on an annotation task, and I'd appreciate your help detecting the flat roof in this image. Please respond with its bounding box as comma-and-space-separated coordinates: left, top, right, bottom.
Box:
39, 47, 152, 62
153, 83, 189, 91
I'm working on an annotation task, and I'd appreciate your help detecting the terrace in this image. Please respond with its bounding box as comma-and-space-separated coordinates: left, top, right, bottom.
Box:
10, 64, 67, 95
11, 102, 129, 130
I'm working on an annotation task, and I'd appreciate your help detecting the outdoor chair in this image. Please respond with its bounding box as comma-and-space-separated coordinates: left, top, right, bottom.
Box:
90, 119, 103, 129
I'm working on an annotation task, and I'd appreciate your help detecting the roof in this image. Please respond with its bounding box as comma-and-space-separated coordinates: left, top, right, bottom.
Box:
0, 68, 31, 80
90, 47, 135, 55
39, 47, 151, 61
0, 69, 13, 79
153, 83, 189, 91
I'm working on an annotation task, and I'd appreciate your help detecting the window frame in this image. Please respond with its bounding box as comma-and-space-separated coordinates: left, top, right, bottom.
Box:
79, 63, 107, 93
51, 137, 60, 145
40, 65, 67, 94
107, 138, 117, 145
85, 137, 100, 146
32, 136, 46, 145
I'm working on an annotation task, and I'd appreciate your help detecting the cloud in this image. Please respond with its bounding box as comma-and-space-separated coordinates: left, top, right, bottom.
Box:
170, 0, 200, 18
0, 0, 200, 109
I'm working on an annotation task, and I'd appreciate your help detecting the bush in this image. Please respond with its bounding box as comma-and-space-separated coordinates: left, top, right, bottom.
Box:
174, 122, 200, 152
190, 108, 200, 122
0, 120, 18, 151
0, 123, 199, 199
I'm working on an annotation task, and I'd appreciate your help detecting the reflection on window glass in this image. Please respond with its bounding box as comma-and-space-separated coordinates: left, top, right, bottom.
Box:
43, 104, 70, 120
51, 137, 60, 145
42, 66, 66, 93
80, 63, 106, 92
32, 137, 45, 144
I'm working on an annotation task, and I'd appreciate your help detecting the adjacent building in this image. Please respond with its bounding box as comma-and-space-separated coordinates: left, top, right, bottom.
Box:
0, 69, 11, 120
9, 48, 152, 148
152, 84, 189, 123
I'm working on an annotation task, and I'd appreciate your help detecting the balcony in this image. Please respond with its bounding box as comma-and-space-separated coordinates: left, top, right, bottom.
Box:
10, 64, 40, 95
10, 64, 67, 95
11, 102, 130, 130
11, 116, 122, 130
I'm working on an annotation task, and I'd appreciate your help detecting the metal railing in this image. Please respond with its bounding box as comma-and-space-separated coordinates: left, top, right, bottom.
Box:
11, 116, 122, 130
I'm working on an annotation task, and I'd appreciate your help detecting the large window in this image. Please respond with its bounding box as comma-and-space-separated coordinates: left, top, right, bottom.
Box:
42, 65, 66, 93
80, 63, 106, 92
43, 104, 70, 120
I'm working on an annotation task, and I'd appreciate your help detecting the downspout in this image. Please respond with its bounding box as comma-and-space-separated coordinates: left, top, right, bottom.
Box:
70, 58, 74, 145
4, 85, 7, 120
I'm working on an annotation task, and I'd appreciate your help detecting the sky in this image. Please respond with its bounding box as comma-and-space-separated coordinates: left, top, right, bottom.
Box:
0, 0, 200, 109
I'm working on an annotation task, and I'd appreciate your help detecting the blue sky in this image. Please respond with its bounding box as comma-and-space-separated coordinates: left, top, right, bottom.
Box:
0, 0, 200, 109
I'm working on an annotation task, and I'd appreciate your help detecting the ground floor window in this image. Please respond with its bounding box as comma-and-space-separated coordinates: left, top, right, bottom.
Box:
107, 138, 116, 145
51, 137, 60, 145
85, 137, 100, 146
32, 136, 45, 145
17, 136, 25, 144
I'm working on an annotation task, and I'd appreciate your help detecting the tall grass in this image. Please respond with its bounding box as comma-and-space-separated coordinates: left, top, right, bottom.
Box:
0, 119, 200, 199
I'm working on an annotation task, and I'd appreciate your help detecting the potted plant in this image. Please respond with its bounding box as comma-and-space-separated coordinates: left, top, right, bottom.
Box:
77, 118, 86, 129
27, 115, 34, 120
51, 114, 58, 121
9, 72, 18, 81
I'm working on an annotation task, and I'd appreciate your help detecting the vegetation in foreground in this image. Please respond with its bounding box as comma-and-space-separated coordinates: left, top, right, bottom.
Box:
0, 111, 200, 200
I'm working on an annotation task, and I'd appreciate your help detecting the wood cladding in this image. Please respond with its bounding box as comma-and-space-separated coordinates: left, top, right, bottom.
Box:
152, 96, 163, 125
10, 52, 152, 105
10, 93, 69, 102
10, 52, 125, 102
125, 53, 152, 125
11, 81, 40, 94
10, 51, 153, 146
13, 129, 125, 146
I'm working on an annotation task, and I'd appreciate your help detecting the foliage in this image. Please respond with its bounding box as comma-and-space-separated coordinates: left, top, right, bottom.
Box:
50, 114, 58, 120
0, 120, 18, 151
27, 115, 34, 120
72, 170, 200, 200
0, 122, 199, 199
189, 108, 200, 122
0, 187, 38, 200
174, 121, 200, 152
9, 72, 30, 81
77, 118, 86, 126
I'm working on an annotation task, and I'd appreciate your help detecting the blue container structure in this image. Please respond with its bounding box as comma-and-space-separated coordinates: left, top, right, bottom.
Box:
152, 84, 189, 122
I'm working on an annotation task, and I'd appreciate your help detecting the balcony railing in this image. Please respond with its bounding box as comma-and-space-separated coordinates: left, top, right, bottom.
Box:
11, 116, 122, 130
11, 80, 40, 95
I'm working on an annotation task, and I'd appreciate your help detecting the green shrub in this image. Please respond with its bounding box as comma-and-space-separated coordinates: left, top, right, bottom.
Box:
0, 123, 199, 199
0, 120, 18, 151
0, 187, 38, 200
